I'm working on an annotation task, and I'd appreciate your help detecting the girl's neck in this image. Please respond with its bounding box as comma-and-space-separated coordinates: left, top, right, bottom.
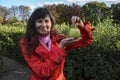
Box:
39, 33, 50, 43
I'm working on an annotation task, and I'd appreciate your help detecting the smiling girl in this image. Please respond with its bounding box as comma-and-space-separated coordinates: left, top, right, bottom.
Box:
20, 7, 94, 80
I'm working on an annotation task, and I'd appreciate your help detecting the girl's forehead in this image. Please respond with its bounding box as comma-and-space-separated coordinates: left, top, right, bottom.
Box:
38, 15, 50, 20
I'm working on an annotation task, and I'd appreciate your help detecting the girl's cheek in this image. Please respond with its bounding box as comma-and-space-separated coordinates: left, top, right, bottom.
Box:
47, 26, 49, 29
36, 24, 40, 27
35, 22, 41, 27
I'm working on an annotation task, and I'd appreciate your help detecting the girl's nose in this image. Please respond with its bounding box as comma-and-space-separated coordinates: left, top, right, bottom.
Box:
41, 21, 46, 26
41, 22, 47, 29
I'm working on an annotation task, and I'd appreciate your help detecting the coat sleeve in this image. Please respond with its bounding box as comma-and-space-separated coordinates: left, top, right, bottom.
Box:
19, 38, 65, 78
65, 21, 94, 50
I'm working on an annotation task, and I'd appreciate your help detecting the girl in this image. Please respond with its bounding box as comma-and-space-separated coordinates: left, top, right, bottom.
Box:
20, 7, 94, 80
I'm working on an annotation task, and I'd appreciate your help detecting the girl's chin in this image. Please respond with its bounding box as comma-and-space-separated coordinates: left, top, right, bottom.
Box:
39, 32, 49, 36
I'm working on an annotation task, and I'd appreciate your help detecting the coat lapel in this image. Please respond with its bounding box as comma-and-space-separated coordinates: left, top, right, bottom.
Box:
35, 43, 49, 60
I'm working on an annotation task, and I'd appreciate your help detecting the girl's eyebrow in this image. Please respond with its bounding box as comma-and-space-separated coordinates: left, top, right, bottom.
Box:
36, 17, 50, 21
35, 19, 42, 21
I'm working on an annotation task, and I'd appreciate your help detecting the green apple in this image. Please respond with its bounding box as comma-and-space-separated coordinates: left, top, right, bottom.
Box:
69, 28, 80, 38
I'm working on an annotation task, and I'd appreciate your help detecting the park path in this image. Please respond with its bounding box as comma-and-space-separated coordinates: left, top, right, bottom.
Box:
0, 56, 31, 80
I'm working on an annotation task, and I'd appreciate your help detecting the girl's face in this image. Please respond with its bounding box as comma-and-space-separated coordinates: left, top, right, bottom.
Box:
35, 16, 52, 36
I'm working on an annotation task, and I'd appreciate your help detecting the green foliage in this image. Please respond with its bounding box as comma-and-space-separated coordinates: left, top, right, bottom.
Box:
64, 19, 120, 80
0, 14, 3, 23
111, 3, 120, 24
82, 1, 110, 25
45, 4, 82, 24
116, 41, 120, 51
12, 21, 25, 27
55, 23, 71, 35
0, 25, 25, 63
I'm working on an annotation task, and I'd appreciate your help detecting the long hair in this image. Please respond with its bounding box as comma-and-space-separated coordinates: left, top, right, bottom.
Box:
24, 7, 58, 55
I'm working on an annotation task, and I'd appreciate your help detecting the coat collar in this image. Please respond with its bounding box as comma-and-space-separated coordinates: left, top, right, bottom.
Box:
35, 32, 65, 60
51, 32, 65, 43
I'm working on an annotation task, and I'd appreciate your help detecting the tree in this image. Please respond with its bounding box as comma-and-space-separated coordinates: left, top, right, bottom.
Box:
82, 1, 109, 25
19, 5, 31, 22
9, 5, 18, 21
111, 3, 120, 24
45, 3, 82, 24
64, 4, 82, 24
0, 13, 3, 23
44, 4, 59, 23
0, 6, 10, 24
55, 4, 68, 24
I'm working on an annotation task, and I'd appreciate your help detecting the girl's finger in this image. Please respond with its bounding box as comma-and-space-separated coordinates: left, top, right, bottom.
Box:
76, 17, 80, 22
71, 16, 76, 23
62, 38, 74, 41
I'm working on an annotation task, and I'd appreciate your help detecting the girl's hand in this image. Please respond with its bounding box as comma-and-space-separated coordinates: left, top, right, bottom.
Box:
58, 37, 82, 48
71, 16, 85, 28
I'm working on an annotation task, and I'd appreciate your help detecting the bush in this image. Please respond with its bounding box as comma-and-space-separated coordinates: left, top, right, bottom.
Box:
0, 25, 25, 64
12, 22, 24, 27
64, 19, 120, 80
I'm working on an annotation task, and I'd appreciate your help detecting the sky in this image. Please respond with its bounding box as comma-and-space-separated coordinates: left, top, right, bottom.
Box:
0, 0, 120, 10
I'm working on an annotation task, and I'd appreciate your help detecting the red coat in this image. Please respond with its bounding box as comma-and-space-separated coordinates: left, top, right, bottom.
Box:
20, 22, 93, 80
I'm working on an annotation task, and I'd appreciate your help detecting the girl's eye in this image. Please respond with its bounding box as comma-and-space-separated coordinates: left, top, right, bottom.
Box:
38, 20, 42, 23
45, 20, 49, 23
36, 20, 42, 23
